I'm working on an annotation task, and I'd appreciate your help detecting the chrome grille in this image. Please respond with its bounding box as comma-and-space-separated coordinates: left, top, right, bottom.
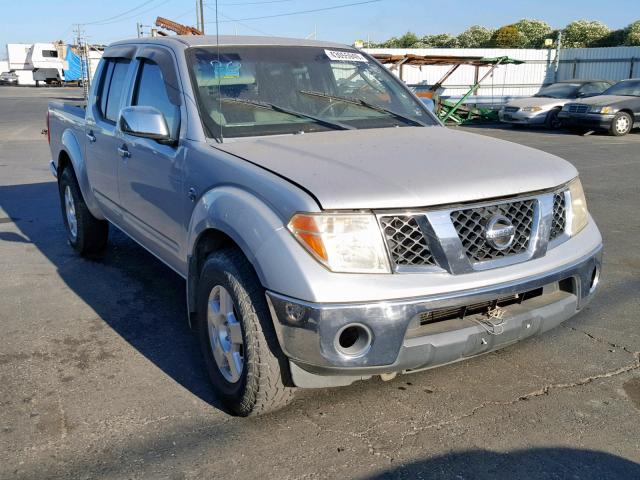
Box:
450, 200, 536, 263
567, 104, 589, 114
380, 216, 436, 267
550, 192, 567, 240
504, 106, 520, 113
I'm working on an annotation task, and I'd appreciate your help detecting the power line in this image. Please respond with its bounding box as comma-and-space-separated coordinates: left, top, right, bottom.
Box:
217, 0, 298, 6
205, 0, 381, 24
82, 0, 158, 25
204, 3, 272, 35
88, 0, 174, 26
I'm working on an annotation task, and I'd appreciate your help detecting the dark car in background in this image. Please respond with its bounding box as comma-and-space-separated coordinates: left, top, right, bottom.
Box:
559, 79, 640, 136
499, 80, 613, 128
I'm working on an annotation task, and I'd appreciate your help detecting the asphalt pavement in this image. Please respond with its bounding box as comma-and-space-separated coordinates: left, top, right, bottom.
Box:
1, 86, 639, 479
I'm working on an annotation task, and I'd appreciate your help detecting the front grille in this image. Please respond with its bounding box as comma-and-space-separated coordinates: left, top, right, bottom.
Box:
451, 200, 536, 263
504, 106, 520, 113
567, 104, 589, 114
418, 287, 544, 326
550, 192, 567, 240
380, 216, 436, 267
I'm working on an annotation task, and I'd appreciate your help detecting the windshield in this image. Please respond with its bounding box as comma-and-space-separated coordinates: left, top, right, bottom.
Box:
602, 80, 640, 97
187, 46, 436, 139
534, 83, 581, 99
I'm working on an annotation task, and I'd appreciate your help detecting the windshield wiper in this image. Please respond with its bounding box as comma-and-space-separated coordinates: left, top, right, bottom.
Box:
299, 90, 429, 127
218, 97, 354, 131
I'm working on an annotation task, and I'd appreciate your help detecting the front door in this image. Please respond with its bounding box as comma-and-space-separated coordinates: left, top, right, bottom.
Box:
118, 55, 186, 270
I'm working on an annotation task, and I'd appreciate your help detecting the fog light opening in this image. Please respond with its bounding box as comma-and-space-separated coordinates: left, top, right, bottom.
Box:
589, 265, 600, 294
335, 324, 372, 357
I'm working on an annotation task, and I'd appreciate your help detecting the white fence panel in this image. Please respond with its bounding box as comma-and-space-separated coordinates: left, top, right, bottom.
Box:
558, 46, 640, 81
365, 46, 640, 106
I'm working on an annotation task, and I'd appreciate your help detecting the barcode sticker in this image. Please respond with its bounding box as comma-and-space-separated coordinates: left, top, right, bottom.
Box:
324, 49, 368, 63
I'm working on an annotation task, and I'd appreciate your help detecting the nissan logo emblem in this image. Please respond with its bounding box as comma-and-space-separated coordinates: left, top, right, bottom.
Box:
484, 215, 516, 250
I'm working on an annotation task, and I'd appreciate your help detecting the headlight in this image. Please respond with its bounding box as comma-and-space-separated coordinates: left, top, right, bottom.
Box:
568, 178, 588, 236
521, 106, 544, 112
288, 213, 391, 273
590, 106, 613, 114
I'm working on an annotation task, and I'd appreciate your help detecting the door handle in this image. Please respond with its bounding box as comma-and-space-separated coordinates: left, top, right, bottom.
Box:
86, 131, 96, 143
117, 146, 131, 158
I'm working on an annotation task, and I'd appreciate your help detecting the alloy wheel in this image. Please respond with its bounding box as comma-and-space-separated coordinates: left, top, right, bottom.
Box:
207, 285, 245, 383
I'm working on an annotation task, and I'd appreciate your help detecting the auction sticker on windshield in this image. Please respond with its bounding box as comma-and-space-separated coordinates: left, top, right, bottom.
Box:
324, 49, 368, 63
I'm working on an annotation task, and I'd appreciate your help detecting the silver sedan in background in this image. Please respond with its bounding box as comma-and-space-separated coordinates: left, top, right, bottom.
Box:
499, 80, 613, 128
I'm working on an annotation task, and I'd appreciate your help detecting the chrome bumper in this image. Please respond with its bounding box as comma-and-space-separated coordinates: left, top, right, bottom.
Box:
499, 110, 548, 125
267, 246, 602, 387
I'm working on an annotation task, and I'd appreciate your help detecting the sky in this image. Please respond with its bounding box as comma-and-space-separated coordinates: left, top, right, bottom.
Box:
1, 0, 639, 57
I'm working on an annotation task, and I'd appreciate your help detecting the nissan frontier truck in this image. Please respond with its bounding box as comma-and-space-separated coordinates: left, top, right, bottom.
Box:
47, 36, 602, 416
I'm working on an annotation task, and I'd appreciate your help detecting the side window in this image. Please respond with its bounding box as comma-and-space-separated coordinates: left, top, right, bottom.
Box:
98, 60, 114, 118
132, 60, 180, 137
104, 60, 131, 123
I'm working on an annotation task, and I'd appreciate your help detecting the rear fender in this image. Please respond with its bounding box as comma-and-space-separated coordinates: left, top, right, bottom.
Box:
59, 129, 104, 219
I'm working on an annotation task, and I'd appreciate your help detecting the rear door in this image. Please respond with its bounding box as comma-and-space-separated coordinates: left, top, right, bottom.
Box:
85, 55, 133, 219
117, 46, 187, 270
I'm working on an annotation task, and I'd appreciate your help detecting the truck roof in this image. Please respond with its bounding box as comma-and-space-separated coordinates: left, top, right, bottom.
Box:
109, 35, 349, 50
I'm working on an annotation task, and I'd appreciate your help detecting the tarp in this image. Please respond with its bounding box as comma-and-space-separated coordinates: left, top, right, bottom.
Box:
63, 47, 87, 81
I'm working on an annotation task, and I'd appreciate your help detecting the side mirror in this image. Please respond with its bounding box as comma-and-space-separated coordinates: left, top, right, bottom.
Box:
119, 106, 171, 142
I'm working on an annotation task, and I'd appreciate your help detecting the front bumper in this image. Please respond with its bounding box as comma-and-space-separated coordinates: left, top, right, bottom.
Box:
267, 245, 602, 387
557, 112, 614, 130
499, 109, 548, 125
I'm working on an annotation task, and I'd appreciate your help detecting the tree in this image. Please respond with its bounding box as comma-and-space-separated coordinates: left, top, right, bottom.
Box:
625, 20, 640, 45
457, 25, 493, 48
421, 33, 459, 48
513, 19, 552, 48
562, 20, 610, 48
490, 25, 525, 48
379, 31, 420, 48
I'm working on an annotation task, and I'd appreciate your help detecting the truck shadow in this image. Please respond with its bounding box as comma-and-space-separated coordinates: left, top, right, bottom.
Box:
0, 180, 224, 411
366, 447, 640, 479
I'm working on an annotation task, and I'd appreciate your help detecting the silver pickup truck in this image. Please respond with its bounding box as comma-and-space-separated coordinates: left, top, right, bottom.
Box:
47, 36, 602, 416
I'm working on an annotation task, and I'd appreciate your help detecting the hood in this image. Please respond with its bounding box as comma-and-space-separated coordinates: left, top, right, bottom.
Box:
215, 127, 577, 210
569, 95, 634, 106
506, 97, 568, 109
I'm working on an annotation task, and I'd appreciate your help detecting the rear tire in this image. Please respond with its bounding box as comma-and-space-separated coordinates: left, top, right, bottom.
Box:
196, 248, 294, 416
609, 112, 632, 136
58, 167, 108, 255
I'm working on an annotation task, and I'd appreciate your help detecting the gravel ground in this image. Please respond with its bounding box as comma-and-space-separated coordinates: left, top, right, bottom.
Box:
1, 86, 639, 480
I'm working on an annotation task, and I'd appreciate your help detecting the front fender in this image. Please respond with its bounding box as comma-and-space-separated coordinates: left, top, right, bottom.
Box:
185, 186, 318, 320
60, 129, 103, 219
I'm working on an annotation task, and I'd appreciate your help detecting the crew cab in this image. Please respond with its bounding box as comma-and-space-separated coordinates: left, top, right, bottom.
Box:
559, 79, 640, 136
47, 36, 602, 416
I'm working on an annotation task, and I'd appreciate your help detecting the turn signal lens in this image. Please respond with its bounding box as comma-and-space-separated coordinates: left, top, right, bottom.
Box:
522, 106, 543, 112
288, 213, 391, 273
568, 178, 589, 236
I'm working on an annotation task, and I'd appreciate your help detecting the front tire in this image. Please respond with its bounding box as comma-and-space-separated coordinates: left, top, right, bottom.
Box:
609, 112, 632, 136
58, 167, 108, 255
196, 248, 294, 416
545, 108, 562, 129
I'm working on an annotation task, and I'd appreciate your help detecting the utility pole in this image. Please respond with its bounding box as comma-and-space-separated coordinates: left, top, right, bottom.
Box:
137, 22, 142, 38
198, 0, 205, 34
554, 31, 562, 82
73, 24, 89, 100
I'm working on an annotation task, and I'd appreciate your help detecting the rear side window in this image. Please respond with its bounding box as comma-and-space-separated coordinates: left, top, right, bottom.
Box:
98, 59, 131, 123
133, 60, 180, 137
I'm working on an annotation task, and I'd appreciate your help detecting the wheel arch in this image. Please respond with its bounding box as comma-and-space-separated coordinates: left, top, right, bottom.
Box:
185, 186, 285, 328
57, 129, 104, 219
